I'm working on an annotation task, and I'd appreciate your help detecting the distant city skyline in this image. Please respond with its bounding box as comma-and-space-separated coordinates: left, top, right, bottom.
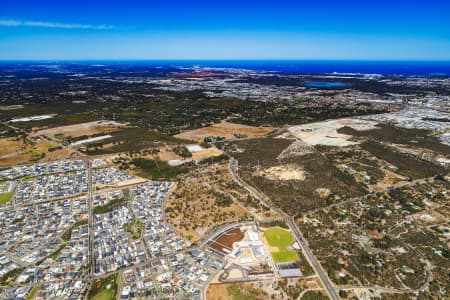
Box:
1, 0, 450, 60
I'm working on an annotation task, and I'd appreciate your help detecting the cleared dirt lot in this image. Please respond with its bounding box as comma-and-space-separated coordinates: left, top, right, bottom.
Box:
207, 284, 233, 300
174, 121, 274, 142
34, 120, 125, 138
288, 118, 378, 147
0, 137, 72, 167
191, 148, 223, 160
0, 138, 24, 157
208, 228, 245, 254
258, 164, 305, 181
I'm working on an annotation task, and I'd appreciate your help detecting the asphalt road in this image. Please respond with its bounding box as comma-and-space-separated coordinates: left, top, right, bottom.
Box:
86, 157, 94, 279
228, 157, 340, 300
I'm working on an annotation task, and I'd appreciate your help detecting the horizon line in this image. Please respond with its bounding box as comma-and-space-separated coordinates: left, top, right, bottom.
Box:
1, 59, 450, 62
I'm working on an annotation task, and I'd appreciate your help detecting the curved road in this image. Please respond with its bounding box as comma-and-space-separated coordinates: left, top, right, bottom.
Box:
198, 221, 256, 248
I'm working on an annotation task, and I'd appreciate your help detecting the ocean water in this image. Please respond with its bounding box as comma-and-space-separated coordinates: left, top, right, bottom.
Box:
3, 60, 450, 76
119, 60, 450, 75
188, 60, 450, 76
305, 81, 347, 88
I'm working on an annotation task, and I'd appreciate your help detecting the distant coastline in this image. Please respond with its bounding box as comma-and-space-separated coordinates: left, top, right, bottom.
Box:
1, 60, 450, 76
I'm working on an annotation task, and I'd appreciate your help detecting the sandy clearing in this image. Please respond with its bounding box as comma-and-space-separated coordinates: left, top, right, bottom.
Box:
369, 170, 409, 192
315, 188, 331, 199
34, 120, 125, 138
165, 163, 252, 243
228, 268, 244, 279
0, 153, 31, 167
207, 284, 233, 300
259, 164, 306, 181
107, 147, 183, 164
0, 138, 72, 167
96, 177, 147, 189
175, 121, 274, 142
157, 148, 181, 161
42, 147, 73, 161
191, 148, 223, 160
115, 177, 147, 187
277, 140, 315, 159
0, 138, 25, 157
288, 118, 378, 147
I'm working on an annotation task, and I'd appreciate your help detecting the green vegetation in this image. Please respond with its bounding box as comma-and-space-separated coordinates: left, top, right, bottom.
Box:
272, 251, 299, 263
298, 252, 314, 276
197, 154, 229, 165
318, 146, 387, 187
130, 158, 191, 180
264, 227, 295, 248
35, 242, 68, 265
264, 227, 299, 263
88, 274, 119, 300
83, 127, 184, 155
361, 140, 445, 179
227, 138, 366, 214
47, 145, 63, 152
27, 285, 38, 300
260, 220, 289, 229
301, 291, 330, 300
226, 284, 268, 300
11, 217, 24, 224
339, 290, 348, 298
49, 243, 67, 260
254, 158, 363, 213
172, 145, 192, 158
0, 267, 24, 285
91, 287, 115, 300
339, 123, 450, 155
295, 96, 308, 103
61, 219, 88, 241
275, 279, 307, 299
28, 149, 45, 162
0, 123, 20, 138
14, 113, 98, 130
298, 179, 450, 292
225, 138, 292, 167
93, 197, 127, 215
213, 190, 233, 207
125, 220, 144, 239
0, 192, 13, 206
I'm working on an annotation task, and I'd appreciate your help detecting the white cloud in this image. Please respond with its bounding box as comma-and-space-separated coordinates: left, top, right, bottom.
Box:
0, 19, 112, 29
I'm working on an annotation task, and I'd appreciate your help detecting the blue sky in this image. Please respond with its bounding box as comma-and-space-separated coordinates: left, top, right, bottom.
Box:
1, 0, 450, 60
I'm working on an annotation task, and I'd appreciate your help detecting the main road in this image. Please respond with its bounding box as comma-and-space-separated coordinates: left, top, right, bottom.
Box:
86, 157, 94, 279
228, 157, 340, 300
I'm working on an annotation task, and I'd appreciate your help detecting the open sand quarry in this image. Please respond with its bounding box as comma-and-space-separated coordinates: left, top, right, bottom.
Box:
288, 118, 378, 147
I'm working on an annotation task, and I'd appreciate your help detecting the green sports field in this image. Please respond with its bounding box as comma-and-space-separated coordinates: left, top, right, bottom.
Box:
264, 227, 299, 263
0, 193, 13, 206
